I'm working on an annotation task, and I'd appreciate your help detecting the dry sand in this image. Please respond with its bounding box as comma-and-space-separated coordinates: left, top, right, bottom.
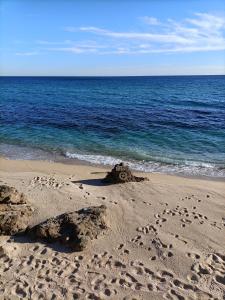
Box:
0, 157, 224, 300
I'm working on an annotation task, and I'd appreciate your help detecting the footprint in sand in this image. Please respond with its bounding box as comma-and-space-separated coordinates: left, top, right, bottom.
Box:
142, 201, 151, 206
186, 252, 201, 260
187, 252, 225, 298
31, 176, 65, 189
154, 213, 167, 227
136, 224, 157, 235
116, 244, 130, 255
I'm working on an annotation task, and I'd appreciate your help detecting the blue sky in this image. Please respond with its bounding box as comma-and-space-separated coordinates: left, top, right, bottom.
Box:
0, 0, 225, 76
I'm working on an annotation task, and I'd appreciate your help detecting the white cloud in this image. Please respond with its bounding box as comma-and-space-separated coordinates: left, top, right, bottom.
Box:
63, 26, 79, 33
186, 13, 225, 33
78, 26, 192, 44
27, 12, 225, 56
35, 40, 73, 45
62, 12, 225, 54
48, 47, 98, 54
15, 51, 39, 56
140, 16, 160, 25
46, 41, 109, 54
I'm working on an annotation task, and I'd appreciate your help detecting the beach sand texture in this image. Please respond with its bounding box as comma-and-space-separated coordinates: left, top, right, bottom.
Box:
0, 158, 224, 300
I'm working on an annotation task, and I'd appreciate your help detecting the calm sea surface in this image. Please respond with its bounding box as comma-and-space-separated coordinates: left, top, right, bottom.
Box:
0, 76, 225, 177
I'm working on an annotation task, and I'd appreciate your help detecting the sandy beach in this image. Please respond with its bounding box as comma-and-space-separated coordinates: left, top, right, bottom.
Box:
0, 157, 224, 300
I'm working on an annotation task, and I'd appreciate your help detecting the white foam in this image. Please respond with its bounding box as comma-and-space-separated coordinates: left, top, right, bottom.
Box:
65, 151, 122, 166
1, 144, 224, 178
65, 151, 225, 178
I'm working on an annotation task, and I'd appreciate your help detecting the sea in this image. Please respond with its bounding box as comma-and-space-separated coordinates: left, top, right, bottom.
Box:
0, 76, 225, 178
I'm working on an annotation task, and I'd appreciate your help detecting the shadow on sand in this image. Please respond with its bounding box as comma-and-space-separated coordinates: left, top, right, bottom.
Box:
71, 179, 110, 187
11, 234, 77, 253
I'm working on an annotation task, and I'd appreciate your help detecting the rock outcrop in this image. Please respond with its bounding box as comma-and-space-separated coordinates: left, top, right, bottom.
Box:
0, 185, 33, 235
0, 185, 27, 205
103, 163, 148, 184
28, 205, 107, 251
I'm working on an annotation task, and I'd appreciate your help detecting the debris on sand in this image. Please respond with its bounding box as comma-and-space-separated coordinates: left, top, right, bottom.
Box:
0, 185, 33, 235
103, 163, 149, 184
28, 205, 107, 251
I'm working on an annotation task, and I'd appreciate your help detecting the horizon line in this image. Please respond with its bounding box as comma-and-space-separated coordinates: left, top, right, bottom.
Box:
1, 74, 225, 77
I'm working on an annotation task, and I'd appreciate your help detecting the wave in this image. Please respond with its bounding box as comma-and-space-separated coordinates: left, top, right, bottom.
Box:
0, 143, 224, 178
65, 151, 225, 178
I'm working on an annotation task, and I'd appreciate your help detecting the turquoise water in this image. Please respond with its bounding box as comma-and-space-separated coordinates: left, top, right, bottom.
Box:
0, 76, 225, 177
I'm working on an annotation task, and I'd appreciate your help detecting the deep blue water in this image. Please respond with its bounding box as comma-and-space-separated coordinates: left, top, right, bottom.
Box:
0, 76, 225, 177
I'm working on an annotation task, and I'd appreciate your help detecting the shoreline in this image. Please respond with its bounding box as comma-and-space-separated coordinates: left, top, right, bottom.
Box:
1, 134, 225, 179
1, 155, 225, 183
1, 141, 225, 180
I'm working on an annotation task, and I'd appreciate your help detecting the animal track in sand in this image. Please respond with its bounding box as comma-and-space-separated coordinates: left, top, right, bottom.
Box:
142, 201, 151, 206
1, 203, 224, 300
162, 203, 221, 232
151, 237, 174, 260
154, 213, 167, 227
172, 234, 188, 244
210, 221, 222, 230
31, 176, 66, 189
162, 206, 189, 218
132, 220, 175, 261
89, 251, 115, 269
187, 252, 225, 299
1, 242, 218, 300
187, 272, 199, 283
116, 243, 130, 255
130, 234, 143, 246
109, 200, 118, 205
136, 224, 157, 235
186, 252, 201, 260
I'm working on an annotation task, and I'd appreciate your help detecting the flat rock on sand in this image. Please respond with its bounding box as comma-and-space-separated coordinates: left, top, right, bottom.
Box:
0, 185, 33, 235
28, 205, 107, 251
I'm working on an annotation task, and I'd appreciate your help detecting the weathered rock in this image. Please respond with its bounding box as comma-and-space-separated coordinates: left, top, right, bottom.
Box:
0, 185, 33, 235
0, 185, 27, 205
103, 162, 149, 184
28, 205, 107, 251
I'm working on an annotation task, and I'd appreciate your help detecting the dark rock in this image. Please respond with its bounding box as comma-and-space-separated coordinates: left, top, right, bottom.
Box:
28, 205, 107, 251
0, 185, 33, 235
102, 163, 149, 184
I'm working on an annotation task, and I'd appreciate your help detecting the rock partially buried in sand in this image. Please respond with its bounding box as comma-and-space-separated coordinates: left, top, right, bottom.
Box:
0, 185, 33, 235
28, 205, 107, 251
103, 163, 149, 184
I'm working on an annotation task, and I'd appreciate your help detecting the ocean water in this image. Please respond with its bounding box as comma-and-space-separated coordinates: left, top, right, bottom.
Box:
0, 76, 225, 178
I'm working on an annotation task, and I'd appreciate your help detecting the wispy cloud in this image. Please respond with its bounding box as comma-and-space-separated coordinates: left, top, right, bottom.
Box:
19, 12, 225, 56
47, 47, 99, 54
77, 26, 191, 44
15, 51, 39, 56
62, 12, 225, 54
35, 40, 73, 45
140, 16, 160, 25
46, 40, 108, 54
186, 13, 225, 33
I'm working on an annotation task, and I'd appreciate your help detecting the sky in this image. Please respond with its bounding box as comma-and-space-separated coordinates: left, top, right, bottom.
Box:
0, 0, 225, 76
